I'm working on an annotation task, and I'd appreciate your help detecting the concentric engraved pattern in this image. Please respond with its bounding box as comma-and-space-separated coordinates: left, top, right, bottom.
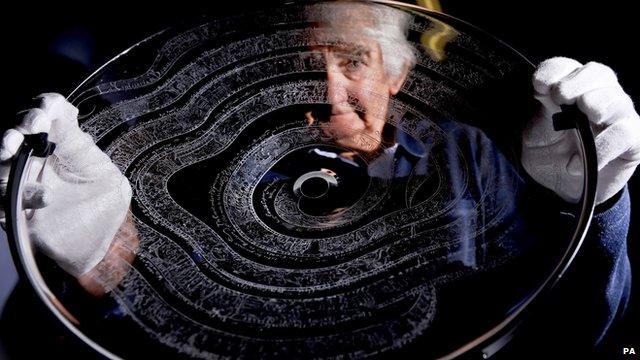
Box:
68, 2, 528, 358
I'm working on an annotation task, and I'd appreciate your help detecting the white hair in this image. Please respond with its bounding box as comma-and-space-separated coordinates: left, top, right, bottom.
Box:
309, 1, 418, 77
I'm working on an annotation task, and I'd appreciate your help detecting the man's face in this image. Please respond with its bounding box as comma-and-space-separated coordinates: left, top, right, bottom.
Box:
310, 27, 407, 154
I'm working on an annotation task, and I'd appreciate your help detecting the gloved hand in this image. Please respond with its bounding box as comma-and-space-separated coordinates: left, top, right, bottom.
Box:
522, 57, 640, 205
0, 93, 132, 277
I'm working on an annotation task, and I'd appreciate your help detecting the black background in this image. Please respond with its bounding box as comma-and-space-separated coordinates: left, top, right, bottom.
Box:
1, 0, 638, 358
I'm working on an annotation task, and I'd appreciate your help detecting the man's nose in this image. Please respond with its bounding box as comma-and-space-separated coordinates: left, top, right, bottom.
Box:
326, 64, 349, 107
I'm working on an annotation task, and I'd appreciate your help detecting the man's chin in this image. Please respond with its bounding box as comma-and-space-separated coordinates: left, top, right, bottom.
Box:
332, 133, 382, 155
330, 109, 365, 121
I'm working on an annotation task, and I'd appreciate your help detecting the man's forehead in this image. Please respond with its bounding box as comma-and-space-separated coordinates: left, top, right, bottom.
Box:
316, 41, 370, 55
310, 29, 377, 54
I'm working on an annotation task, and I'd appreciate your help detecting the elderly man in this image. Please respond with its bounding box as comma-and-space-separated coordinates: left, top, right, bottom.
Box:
296, 6, 639, 355
1, 1, 638, 357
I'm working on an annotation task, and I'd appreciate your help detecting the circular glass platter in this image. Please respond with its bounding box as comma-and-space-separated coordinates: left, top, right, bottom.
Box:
6, 1, 597, 359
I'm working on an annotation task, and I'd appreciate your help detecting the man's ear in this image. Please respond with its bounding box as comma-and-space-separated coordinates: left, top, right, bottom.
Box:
388, 60, 411, 96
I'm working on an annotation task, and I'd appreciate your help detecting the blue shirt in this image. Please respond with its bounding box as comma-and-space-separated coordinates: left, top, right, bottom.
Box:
386, 119, 632, 355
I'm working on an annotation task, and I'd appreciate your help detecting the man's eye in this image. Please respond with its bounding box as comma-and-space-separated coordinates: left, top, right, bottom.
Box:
345, 59, 365, 72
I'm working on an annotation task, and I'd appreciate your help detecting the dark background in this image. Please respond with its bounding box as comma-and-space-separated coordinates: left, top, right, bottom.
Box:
1, 0, 637, 358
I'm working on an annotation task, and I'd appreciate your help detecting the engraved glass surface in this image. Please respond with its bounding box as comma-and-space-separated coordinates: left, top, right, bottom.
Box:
13, 1, 587, 358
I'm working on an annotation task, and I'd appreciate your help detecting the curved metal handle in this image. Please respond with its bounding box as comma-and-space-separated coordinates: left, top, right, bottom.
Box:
5, 132, 57, 280
4, 141, 34, 281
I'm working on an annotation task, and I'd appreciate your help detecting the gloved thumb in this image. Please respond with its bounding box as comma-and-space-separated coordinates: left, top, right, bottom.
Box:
0, 175, 50, 228
22, 183, 51, 209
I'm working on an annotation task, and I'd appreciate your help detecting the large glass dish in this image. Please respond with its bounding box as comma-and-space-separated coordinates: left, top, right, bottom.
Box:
5, 1, 597, 359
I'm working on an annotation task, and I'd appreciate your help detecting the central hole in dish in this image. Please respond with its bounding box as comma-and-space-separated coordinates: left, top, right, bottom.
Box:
300, 177, 330, 198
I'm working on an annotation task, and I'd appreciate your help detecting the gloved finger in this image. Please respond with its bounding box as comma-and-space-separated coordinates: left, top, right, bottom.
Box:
533, 57, 582, 95
593, 115, 640, 171
568, 116, 640, 174
32, 93, 117, 180
533, 92, 562, 115
0, 182, 50, 214
577, 85, 636, 127
16, 108, 52, 135
22, 183, 51, 209
36, 93, 80, 142
0, 129, 24, 162
522, 99, 570, 147
595, 158, 640, 204
551, 62, 619, 105
620, 130, 640, 165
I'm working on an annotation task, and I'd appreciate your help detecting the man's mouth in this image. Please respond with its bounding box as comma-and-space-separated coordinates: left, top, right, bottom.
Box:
330, 111, 356, 118
330, 105, 356, 117
330, 107, 365, 119
307, 106, 366, 125
329, 111, 365, 128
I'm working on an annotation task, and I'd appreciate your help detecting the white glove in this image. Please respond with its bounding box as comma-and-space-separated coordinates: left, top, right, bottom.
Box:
522, 57, 640, 205
0, 93, 132, 277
